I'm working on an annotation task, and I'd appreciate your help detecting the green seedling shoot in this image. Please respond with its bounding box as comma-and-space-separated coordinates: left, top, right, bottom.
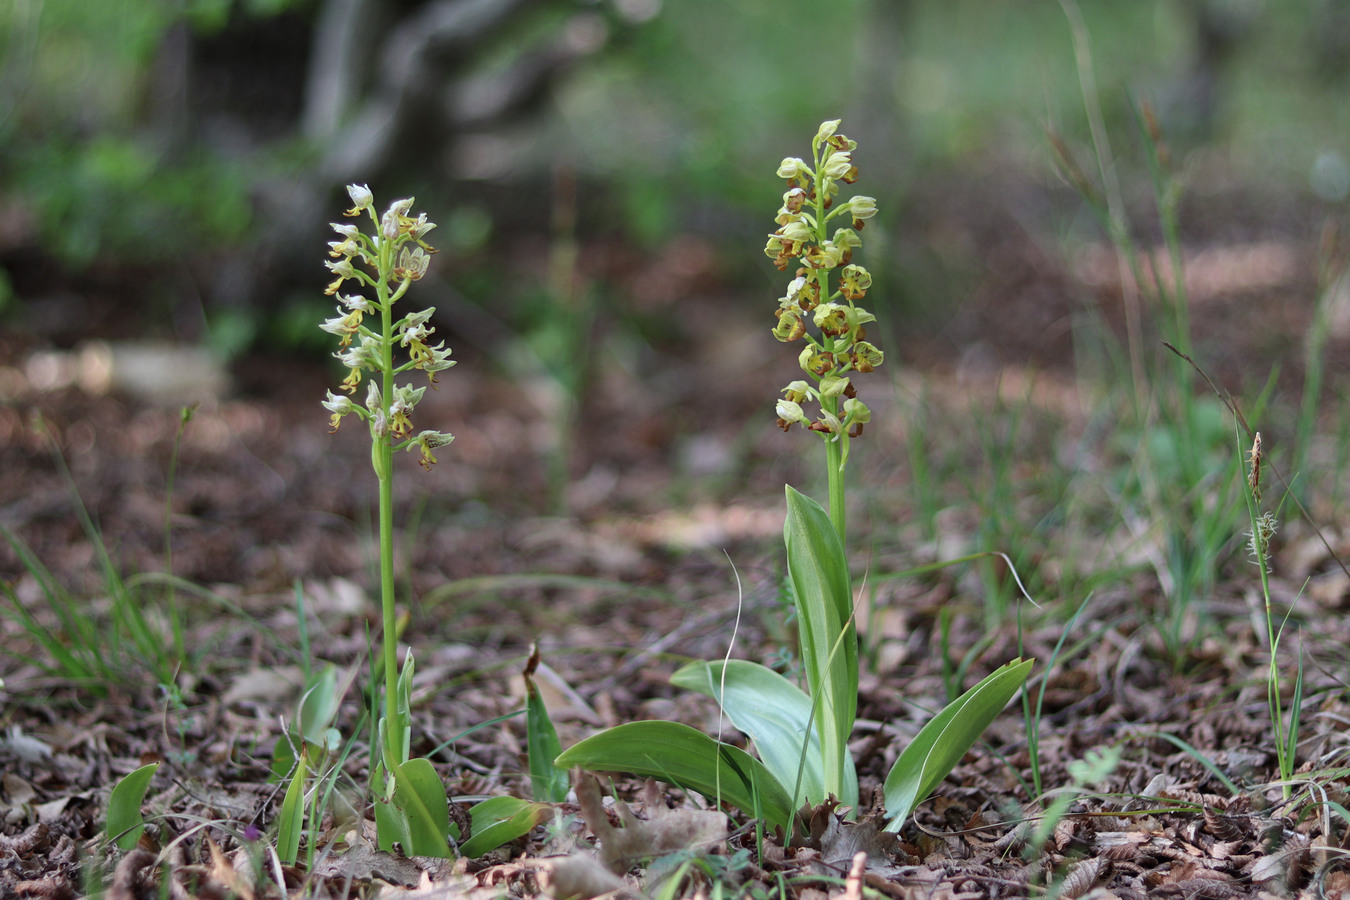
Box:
272, 663, 358, 866
558, 121, 1032, 835
106, 762, 159, 851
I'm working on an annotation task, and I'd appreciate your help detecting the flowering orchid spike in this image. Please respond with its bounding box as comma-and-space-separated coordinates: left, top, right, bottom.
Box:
767, 119, 882, 461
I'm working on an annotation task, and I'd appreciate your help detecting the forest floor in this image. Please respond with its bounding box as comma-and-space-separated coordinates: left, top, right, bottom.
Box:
3, 167, 1350, 899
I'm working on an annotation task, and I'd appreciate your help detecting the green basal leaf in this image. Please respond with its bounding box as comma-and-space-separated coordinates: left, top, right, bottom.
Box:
783, 485, 858, 809
525, 661, 569, 803
270, 733, 298, 784
372, 762, 404, 852
106, 762, 159, 851
672, 659, 857, 808
460, 796, 551, 858
389, 651, 414, 764
884, 657, 1034, 830
298, 664, 339, 745
555, 721, 795, 833
391, 757, 452, 858
277, 750, 307, 865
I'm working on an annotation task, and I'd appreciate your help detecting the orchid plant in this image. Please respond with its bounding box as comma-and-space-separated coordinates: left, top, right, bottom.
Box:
321, 185, 456, 856
558, 121, 1032, 836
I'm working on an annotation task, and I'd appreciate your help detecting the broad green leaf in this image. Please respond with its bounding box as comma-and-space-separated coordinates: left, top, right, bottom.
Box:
884, 657, 1033, 830
388, 652, 415, 765
391, 758, 452, 858
460, 796, 551, 858
270, 733, 297, 784
277, 750, 307, 865
524, 654, 568, 803
106, 762, 158, 851
372, 762, 405, 852
783, 486, 858, 808
555, 721, 794, 833
671, 659, 857, 808
298, 665, 339, 745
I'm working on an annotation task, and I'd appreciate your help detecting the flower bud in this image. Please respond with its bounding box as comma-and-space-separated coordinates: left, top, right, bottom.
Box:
821, 150, 853, 181
847, 195, 877, 221
819, 374, 850, 398
778, 220, 812, 245
843, 397, 871, 438
814, 120, 841, 147
775, 399, 808, 428
381, 198, 415, 242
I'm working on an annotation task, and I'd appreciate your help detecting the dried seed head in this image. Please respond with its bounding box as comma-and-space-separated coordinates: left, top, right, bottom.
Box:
1247, 432, 1263, 504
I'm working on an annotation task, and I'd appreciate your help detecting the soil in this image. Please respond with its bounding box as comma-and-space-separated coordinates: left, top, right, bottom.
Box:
3, 170, 1350, 899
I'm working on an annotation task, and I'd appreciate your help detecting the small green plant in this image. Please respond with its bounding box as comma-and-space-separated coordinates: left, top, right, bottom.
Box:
272, 663, 358, 866
1242, 432, 1303, 799
1, 420, 184, 692
1028, 744, 1121, 856
321, 185, 456, 856
558, 121, 1031, 835
106, 761, 160, 851
523, 644, 569, 803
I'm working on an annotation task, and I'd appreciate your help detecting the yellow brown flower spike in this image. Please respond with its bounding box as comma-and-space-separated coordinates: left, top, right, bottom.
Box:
768, 120, 882, 463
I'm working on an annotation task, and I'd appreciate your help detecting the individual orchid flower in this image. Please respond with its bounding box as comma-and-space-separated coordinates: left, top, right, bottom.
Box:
381, 198, 416, 242
775, 398, 809, 431
324, 256, 358, 295
323, 391, 356, 432
388, 384, 425, 438
408, 430, 455, 470
344, 183, 374, 216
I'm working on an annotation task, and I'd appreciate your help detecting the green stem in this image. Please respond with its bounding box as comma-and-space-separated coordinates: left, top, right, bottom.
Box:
374, 240, 404, 763
825, 407, 846, 547
807, 146, 848, 548
377, 441, 399, 743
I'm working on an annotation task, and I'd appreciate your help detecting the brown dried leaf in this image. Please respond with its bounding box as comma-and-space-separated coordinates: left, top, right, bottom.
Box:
1202, 806, 1245, 843
1249, 852, 1287, 884
205, 835, 255, 900
107, 849, 157, 900
1051, 816, 1082, 852
534, 854, 633, 900
373, 870, 485, 899
311, 841, 424, 887
1096, 830, 1158, 861
1059, 857, 1106, 900
810, 805, 901, 867
574, 773, 727, 874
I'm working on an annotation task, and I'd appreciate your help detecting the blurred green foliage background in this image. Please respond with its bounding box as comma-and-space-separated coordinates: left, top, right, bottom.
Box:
1, 0, 1346, 354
